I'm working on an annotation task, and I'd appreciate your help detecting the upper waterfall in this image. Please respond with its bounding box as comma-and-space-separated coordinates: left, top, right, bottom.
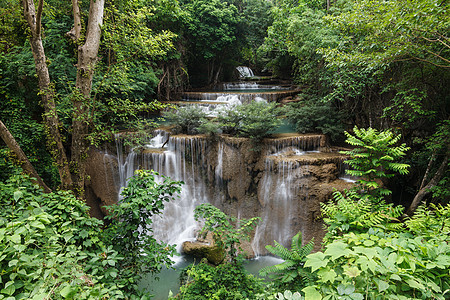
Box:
236, 66, 254, 78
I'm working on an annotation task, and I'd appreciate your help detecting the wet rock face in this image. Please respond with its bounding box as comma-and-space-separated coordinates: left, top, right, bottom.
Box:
182, 233, 225, 265
85, 148, 120, 218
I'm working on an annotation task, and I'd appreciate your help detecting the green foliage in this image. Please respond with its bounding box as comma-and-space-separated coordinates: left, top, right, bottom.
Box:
275, 290, 304, 300
165, 102, 282, 144
104, 169, 183, 279
194, 203, 260, 262
259, 232, 315, 292
175, 260, 265, 300
0, 175, 127, 299
304, 227, 450, 299
0, 171, 185, 299
164, 105, 209, 135
405, 203, 450, 236
285, 96, 344, 142
341, 126, 410, 200
218, 102, 283, 143
321, 190, 405, 242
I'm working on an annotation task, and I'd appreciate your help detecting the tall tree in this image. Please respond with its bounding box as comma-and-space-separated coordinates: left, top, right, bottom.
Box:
20, 0, 104, 197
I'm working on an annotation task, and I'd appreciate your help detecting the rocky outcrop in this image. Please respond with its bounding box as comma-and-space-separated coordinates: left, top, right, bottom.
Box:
85, 148, 120, 218
182, 233, 225, 265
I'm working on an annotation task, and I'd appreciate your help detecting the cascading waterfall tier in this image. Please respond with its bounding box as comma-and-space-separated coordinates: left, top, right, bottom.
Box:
109, 131, 350, 258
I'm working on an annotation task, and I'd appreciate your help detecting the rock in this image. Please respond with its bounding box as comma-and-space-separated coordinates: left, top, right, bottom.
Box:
182, 232, 225, 265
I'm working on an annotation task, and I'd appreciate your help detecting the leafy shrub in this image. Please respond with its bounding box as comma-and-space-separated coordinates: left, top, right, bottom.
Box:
259, 232, 315, 292
163, 105, 208, 134
304, 228, 450, 299
341, 126, 410, 200
218, 101, 282, 143
174, 261, 265, 300
104, 170, 183, 280
285, 96, 344, 142
194, 203, 260, 262
0, 175, 126, 299
321, 189, 405, 242
0, 172, 183, 299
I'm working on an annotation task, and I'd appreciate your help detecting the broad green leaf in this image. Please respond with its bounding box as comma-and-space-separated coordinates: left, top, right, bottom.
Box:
14, 190, 23, 201
343, 266, 361, 278
305, 252, 329, 272
317, 269, 336, 283
337, 284, 355, 295
324, 241, 353, 260
302, 286, 322, 300
406, 279, 425, 291
376, 279, 389, 292
60, 284, 78, 299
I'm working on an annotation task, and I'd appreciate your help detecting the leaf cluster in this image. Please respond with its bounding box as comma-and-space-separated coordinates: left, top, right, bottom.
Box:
174, 260, 265, 300
285, 96, 345, 142
341, 126, 410, 199
103, 169, 183, 277
194, 203, 260, 262
259, 232, 315, 292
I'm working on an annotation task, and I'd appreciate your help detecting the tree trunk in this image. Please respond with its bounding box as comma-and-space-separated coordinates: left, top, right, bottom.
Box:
71, 0, 105, 198
0, 120, 51, 193
21, 0, 73, 190
66, 0, 82, 41
406, 151, 449, 216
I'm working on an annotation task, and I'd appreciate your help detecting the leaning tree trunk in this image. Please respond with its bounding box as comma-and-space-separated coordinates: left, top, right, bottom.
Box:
406, 151, 449, 216
21, 0, 73, 190
71, 0, 105, 198
0, 120, 51, 193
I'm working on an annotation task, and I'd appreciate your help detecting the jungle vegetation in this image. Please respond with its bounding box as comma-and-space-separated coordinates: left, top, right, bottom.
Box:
0, 0, 448, 298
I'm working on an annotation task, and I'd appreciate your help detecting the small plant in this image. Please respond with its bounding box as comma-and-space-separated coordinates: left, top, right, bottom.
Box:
104, 169, 183, 281
259, 232, 315, 292
321, 189, 405, 242
194, 203, 260, 263
341, 126, 410, 201
175, 260, 266, 299
218, 101, 282, 143
164, 105, 208, 134
275, 290, 304, 300
285, 96, 345, 142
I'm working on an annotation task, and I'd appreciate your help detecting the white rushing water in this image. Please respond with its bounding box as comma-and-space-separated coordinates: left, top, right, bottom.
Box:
236, 66, 254, 78
116, 132, 213, 259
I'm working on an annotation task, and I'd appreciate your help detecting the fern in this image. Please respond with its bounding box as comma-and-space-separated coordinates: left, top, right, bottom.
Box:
341, 126, 410, 200
259, 232, 315, 292
405, 203, 450, 236
321, 189, 405, 242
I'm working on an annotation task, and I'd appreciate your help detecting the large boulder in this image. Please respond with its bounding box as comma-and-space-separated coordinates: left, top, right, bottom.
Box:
182, 232, 225, 265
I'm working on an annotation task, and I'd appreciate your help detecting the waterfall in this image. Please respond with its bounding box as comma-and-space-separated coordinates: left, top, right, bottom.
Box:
236, 66, 254, 78
111, 129, 343, 259
115, 132, 213, 255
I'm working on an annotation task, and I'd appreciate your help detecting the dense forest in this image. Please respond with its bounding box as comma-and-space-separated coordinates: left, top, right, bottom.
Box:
0, 0, 449, 299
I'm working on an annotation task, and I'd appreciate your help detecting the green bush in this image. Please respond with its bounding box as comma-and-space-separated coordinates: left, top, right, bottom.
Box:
163, 105, 208, 134
0, 175, 126, 299
285, 96, 344, 142
0, 171, 183, 299
104, 170, 183, 280
218, 101, 282, 142
175, 261, 266, 300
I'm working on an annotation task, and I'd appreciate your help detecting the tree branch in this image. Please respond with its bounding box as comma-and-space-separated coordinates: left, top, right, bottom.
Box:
35, 0, 43, 36
67, 0, 82, 41
0, 120, 51, 193
406, 150, 449, 216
